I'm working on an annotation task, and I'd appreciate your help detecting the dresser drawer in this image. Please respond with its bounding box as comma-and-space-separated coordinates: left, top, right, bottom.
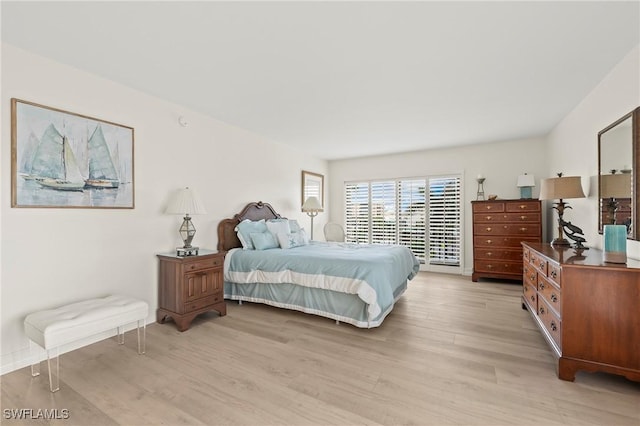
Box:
184, 256, 222, 272
548, 263, 561, 287
474, 248, 522, 261
474, 260, 523, 275
538, 298, 561, 350
474, 223, 541, 236
475, 236, 540, 248
473, 212, 541, 223
184, 293, 223, 313
538, 276, 562, 316
505, 201, 540, 212
530, 252, 548, 276
523, 262, 537, 287
523, 282, 537, 311
473, 202, 505, 213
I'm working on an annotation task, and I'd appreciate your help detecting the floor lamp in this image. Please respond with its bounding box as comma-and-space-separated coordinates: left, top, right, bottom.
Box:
302, 196, 322, 240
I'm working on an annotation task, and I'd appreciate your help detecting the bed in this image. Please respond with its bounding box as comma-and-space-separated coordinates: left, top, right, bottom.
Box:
217, 201, 420, 328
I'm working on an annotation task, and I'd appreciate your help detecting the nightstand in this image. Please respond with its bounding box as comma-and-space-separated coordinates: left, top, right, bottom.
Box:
157, 249, 226, 331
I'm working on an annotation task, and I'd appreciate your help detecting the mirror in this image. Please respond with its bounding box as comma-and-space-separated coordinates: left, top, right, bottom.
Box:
598, 107, 640, 240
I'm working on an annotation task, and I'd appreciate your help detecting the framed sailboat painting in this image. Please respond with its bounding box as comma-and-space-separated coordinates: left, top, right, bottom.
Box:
11, 99, 134, 208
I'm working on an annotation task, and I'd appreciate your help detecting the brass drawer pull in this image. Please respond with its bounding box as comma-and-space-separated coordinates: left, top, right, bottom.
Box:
487, 264, 493, 269
539, 306, 545, 315
520, 215, 527, 220
486, 216, 492, 220
530, 273, 536, 281
530, 295, 535, 302
486, 227, 492, 232
519, 205, 526, 209
486, 252, 493, 256
550, 270, 557, 279
539, 282, 545, 290
551, 294, 558, 303
486, 240, 492, 244
486, 206, 492, 210
550, 321, 557, 332
539, 261, 546, 269
520, 227, 527, 232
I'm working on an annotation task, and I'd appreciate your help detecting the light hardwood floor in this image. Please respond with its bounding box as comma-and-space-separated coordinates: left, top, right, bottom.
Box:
2, 272, 638, 425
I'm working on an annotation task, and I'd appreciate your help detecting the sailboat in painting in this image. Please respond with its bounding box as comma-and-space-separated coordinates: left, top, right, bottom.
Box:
85, 124, 120, 188
29, 123, 85, 191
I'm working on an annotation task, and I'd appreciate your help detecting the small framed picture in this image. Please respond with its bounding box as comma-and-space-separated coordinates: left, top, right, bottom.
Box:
301, 170, 324, 210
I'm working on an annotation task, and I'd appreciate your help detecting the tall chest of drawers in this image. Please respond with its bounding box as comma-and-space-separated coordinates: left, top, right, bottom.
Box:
471, 199, 542, 282
522, 242, 640, 382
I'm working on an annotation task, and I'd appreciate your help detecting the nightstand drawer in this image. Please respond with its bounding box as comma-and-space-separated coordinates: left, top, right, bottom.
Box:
184, 293, 223, 313
184, 257, 222, 272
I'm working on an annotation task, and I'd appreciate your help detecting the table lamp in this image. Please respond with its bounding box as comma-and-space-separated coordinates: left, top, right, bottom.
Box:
165, 187, 207, 256
539, 173, 585, 246
516, 173, 535, 199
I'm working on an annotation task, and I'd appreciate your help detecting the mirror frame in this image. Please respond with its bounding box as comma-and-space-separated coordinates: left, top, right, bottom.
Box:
597, 106, 640, 240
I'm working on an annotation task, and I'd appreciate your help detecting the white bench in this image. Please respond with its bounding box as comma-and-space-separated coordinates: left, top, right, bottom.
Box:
24, 295, 148, 392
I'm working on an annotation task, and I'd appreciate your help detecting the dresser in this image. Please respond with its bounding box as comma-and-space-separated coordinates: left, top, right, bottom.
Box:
471, 199, 542, 282
522, 242, 640, 382
157, 250, 226, 331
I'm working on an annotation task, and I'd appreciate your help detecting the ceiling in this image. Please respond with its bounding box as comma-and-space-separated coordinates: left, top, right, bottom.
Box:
2, 1, 639, 160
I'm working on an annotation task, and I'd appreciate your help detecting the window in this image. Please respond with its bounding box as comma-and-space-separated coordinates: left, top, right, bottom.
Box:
345, 176, 461, 269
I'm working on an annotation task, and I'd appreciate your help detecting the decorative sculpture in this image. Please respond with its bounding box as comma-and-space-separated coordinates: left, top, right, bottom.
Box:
559, 217, 588, 249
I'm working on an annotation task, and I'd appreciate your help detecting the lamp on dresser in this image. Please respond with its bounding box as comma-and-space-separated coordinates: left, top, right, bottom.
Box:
539, 173, 585, 246
516, 173, 535, 199
165, 187, 207, 256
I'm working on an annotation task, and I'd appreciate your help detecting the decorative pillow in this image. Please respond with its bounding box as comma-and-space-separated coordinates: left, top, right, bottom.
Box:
276, 231, 307, 249
297, 228, 310, 244
288, 219, 301, 233
235, 219, 267, 250
266, 219, 291, 242
250, 231, 279, 250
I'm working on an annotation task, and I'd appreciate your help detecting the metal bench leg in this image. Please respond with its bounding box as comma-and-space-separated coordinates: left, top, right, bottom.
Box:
47, 347, 59, 393
117, 326, 125, 345
29, 340, 40, 377
137, 320, 146, 355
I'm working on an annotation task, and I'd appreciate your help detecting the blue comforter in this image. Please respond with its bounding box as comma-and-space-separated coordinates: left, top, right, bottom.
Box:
224, 241, 420, 322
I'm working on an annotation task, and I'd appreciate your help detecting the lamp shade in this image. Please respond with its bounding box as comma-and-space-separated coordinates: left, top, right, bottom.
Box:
600, 173, 632, 198
539, 176, 585, 200
302, 196, 322, 212
165, 187, 207, 215
516, 174, 535, 187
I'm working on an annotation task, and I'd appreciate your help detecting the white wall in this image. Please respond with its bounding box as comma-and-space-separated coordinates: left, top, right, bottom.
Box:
328, 137, 548, 275
546, 44, 640, 259
0, 44, 327, 373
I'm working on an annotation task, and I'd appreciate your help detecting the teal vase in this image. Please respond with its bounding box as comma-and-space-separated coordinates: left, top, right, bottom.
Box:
603, 225, 627, 263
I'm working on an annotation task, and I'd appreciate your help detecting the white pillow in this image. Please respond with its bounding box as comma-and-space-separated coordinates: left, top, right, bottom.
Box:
276, 231, 307, 249
266, 219, 291, 244
288, 219, 301, 233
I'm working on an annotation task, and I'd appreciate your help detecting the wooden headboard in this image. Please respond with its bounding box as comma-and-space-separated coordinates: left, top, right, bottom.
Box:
217, 201, 284, 252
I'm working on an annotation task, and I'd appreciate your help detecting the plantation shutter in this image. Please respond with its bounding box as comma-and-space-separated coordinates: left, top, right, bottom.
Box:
345, 182, 370, 243
370, 181, 397, 244
398, 179, 427, 263
428, 176, 461, 266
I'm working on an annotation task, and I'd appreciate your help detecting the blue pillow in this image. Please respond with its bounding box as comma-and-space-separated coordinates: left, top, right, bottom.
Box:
250, 231, 279, 250
235, 219, 267, 250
